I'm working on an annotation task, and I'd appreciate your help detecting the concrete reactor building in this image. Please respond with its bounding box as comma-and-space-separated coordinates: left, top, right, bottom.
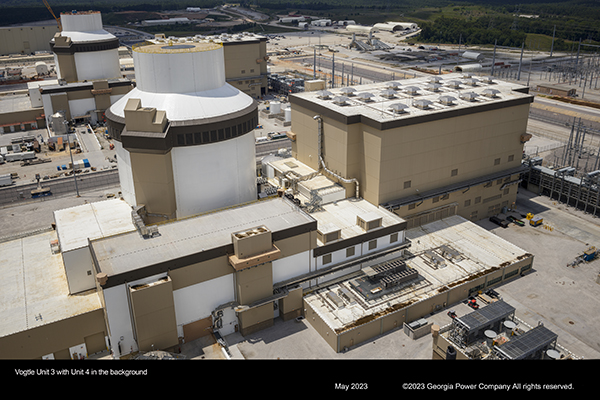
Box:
105, 39, 258, 220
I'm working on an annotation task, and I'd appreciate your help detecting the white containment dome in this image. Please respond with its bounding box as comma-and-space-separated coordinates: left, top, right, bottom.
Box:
105, 39, 258, 220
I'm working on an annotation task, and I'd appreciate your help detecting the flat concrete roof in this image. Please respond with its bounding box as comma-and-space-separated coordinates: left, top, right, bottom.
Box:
291, 72, 533, 125
303, 215, 531, 333
310, 198, 405, 243
53, 198, 136, 253
91, 197, 317, 280
0, 230, 102, 337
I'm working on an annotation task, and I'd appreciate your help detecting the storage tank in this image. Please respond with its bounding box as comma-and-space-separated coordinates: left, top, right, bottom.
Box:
284, 107, 291, 123
106, 39, 257, 219
270, 101, 281, 114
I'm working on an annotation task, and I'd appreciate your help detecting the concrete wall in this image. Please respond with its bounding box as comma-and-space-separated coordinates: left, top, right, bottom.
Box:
0, 309, 107, 359
305, 256, 533, 352
291, 101, 528, 217
0, 25, 59, 55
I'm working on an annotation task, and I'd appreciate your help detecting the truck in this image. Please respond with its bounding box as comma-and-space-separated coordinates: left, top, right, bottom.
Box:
530, 216, 543, 227
489, 215, 509, 228
0, 173, 12, 187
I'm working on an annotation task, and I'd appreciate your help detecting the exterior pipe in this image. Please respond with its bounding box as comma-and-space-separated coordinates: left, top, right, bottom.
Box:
313, 115, 360, 199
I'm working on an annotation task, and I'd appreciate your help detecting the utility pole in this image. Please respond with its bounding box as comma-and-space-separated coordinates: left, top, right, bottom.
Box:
517, 42, 524, 81
491, 39, 497, 77
550, 25, 556, 57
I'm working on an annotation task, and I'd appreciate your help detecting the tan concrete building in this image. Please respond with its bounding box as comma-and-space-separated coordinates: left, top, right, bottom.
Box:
288, 74, 533, 225
0, 25, 59, 55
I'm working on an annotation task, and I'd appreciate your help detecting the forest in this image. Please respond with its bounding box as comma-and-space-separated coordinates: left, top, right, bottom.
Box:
0, 0, 598, 50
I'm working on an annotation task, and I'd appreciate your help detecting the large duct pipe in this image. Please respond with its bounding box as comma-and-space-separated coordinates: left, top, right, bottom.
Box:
313, 115, 360, 199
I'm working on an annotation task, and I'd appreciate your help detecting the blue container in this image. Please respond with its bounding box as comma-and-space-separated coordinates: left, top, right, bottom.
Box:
83, 159, 90, 168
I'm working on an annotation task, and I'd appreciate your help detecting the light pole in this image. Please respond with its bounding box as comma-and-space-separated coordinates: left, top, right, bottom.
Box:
64, 120, 80, 197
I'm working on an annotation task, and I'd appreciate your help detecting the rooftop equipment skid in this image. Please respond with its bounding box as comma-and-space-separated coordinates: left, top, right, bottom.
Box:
448, 300, 516, 348
492, 323, 558, 360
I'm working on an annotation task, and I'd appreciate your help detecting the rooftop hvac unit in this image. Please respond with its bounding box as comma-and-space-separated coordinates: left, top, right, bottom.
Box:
385, 81, 401, 89
446, 80, 462, 89
464, 78, 479, 86
327, 291, 345, 308
357, 212, 382, 231
481, 76, 495, 84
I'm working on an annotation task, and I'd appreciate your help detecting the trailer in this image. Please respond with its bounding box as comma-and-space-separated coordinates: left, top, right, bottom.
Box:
4, 151, 35, 162
0, 173, 12, 187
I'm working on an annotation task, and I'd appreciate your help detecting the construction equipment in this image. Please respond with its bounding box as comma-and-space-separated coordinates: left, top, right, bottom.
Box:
467, 297, 479, 310
31, 173, 51, 198
530, 216, 543, 227
43, 0, 62, 31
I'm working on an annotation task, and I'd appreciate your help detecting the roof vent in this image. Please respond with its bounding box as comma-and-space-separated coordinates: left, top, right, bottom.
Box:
357, 92, 374, 102
460, 91, 479, 102
389, 103, 409, 114
464, 78, 478, 86
332, 95, 349, 105
425, 83, 442, 92
413, 99, 432, 109
446, 80, 462, 89
380, 89, 396, 99
439, 95, 457, 105
429, 76, 443, 83
339, 87, 356, 96
386, 81, 401, 89
404, 86, 420, 95
482, 88, 501, 98
316, 90, 333, 99
481, 76, 495, 84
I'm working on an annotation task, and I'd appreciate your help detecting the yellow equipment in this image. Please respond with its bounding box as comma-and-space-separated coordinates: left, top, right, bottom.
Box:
43, 0, 62, 31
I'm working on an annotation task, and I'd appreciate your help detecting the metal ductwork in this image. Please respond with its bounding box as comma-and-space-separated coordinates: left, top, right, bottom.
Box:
313, 115, 360, 199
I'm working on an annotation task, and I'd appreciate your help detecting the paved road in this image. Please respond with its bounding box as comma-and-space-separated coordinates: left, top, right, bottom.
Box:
0, 168, 119, 207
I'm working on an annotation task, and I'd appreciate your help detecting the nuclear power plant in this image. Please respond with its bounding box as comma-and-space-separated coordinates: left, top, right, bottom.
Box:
0, 10, 589, 362
105, 39, 258, 219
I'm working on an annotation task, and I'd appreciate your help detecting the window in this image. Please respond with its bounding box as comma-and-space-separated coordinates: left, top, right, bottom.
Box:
451, 169, 458, 177
390, 233, 399, 243
503, 188, 510, 195
432, 196, 439, 203
250, 69, 255, 73
464, 199, 471, 207
404, 180, 411, 189
441, 194, 449, 200
508, 154, 515, 162
368, 240, 377, 250
241, 70, 246, 74
408, 203, 416, 210
346, 247, 355, 258
323, 254, 332, 265
496, 179, 503, 185
494, 158, 501, 165
475, 196, 481, 204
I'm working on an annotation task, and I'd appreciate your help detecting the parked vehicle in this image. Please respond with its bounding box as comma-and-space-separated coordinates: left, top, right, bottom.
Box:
489, 215, 509, 228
